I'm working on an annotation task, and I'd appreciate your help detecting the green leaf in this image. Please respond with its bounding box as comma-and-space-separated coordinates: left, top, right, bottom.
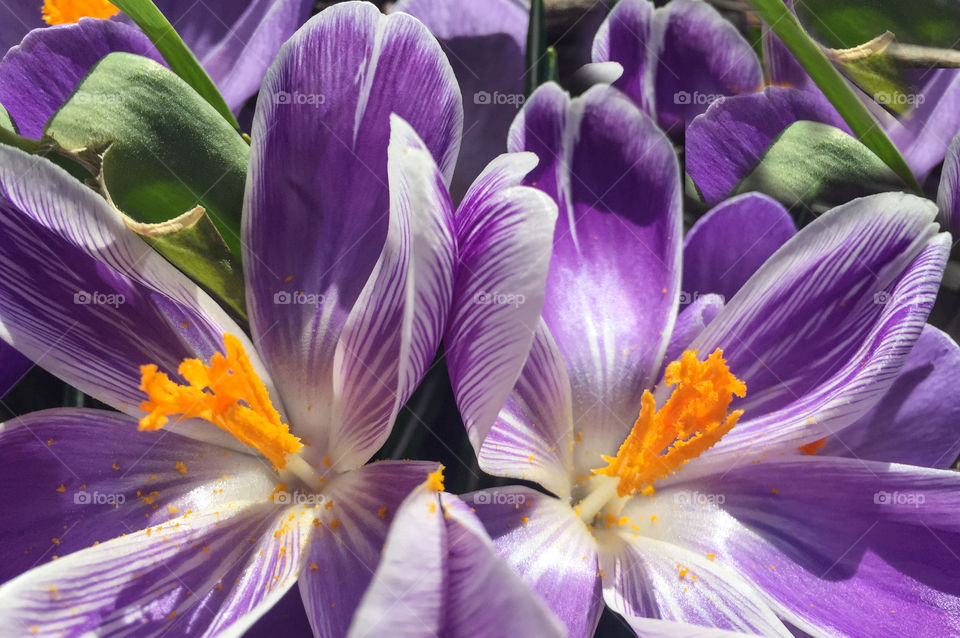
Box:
795, 0, 960, 49
45, 52, 249, 261
826, 32, 916, 116
109, 0, 240, 131
732, 120, 905, 214
747, 0, 919, 191
0, 104, 14, 133
525, 0, 549, 96
126, 206, 247, 321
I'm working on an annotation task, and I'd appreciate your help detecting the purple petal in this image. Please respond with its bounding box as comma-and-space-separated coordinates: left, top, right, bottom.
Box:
298, 460, 435, 638
0, 146, 269, 432
887, 69, 960, 182
349, 487, 566, 637
0, 498, 307, 635
0, 340, 31, 399
682, 193, 796, 302
392, 0, 528, 200
593, 0, 762, 135
509, 83, 682, 475
0, 408, 278, 586
244, 3, 461, 466
183, 0, 313, 112
439, 493, 568, 637
632, 457, 960, 636
598, 534, 789, 635
685, 193, 949, 469
759, 0, 809, 89
685, 86, 851, 205
662, 293, 724, 371
619, 617, 758, 637
445, 152, 558, 454
478, 323, 575, 497
0, 18, 162, 138
821, 325, 960, 469
472, 486, 604, 638
326, 116, 455, 469
936, 123, 960, 234
0, 0, 44, 56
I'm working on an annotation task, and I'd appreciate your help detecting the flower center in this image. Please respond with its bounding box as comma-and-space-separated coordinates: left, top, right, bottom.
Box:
139, 334, 302, 470
42, 0, 119, 24
593, 348, 746, 498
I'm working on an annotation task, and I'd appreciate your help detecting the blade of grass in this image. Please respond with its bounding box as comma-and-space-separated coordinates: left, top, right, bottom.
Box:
110, 0, 241, 132
748, 0, 919, 190
525, 0, 547, 96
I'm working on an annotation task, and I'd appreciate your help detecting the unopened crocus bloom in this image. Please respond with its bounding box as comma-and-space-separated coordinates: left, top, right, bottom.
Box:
443, 81, 960, 637
0, 3, 556, 633
0, 0, 311, 123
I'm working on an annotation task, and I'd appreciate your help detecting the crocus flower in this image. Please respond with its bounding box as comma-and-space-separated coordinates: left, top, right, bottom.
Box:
443, 81, 960, 637
0, 2, 556, 633
591, 0, 763, 137
0, 0, 311, 120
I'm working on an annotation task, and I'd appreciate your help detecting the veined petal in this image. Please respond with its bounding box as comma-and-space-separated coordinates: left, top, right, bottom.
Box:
0, 408, 278, 586
445, 152, 558, 455
472, 486, 603, 638
348, 487, 566, 638
597, 534, 790, 636
478, 322, 575, 498
937, 127, 960, 234
682, 193, 949, 469
593, 0, 762, 135
182, 0, 312, 112
685, 86, 850, 205
0, 18, 162, 138
392, 0, 528, 200
0, 146, 269, 431
298, 460, 435, 638
821, 325, 960, 469
509, 83, 682, 476
329, 116, 455, 469
0, 500, 308, 637
682, 193, 796, 303
627, 457, 960, 636
887, 69, 960, 182
243, 1, 461, 461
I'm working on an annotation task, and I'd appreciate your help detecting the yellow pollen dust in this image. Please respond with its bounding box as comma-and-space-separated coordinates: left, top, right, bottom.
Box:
594, 349, 746, 497
42, 0, 119, 24
138, 334, 302, 469
426, 466, 445, 492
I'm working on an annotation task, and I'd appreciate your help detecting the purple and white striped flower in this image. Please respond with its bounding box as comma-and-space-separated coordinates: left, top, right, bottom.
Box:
0, 3, 557, 634
444, 81, 960, 637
